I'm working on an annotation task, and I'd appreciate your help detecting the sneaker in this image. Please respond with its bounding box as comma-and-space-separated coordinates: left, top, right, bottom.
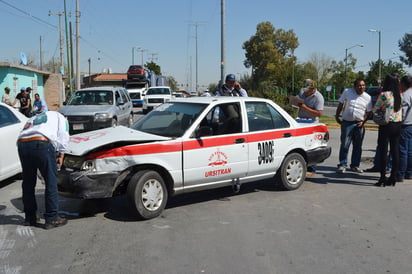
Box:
337, 166, 346, 173
44, 217, 67, 230
350, 167, 363, 173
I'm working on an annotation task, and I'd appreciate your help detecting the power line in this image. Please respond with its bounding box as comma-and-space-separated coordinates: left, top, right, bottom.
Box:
0, 0, 57, 29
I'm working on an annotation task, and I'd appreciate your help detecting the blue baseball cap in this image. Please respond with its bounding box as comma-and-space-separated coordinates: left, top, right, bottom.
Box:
20, 87, 26, 91
225, 74, 236, 82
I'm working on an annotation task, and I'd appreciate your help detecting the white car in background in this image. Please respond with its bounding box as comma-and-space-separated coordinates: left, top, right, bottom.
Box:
0, 102, 28, 181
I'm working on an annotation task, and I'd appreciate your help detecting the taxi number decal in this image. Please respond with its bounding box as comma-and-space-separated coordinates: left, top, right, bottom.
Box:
258, 141, 274, 165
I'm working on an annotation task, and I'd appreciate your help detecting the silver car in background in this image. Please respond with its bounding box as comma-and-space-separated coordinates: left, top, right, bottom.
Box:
59, 87, 134, 135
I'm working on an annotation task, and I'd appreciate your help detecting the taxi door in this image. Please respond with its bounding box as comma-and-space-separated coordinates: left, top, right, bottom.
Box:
182, 103, 248, 188
245, 101, 294, 176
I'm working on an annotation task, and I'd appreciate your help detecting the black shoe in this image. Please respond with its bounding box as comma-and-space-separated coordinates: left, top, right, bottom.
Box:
385, 177, 396, 187
44, 217, 67, 230
24, 215, 41, 226
374, 178, 387, 187
365, 167, 380, 172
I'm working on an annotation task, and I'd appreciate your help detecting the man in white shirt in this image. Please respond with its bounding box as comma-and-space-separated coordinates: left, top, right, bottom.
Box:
17, 111, 70, 229
335, 79, 372, 173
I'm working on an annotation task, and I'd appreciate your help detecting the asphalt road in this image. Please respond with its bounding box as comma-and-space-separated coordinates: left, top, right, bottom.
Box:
1, 119, 412, 274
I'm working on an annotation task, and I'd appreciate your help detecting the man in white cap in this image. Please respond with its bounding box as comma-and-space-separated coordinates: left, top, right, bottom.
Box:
296, 79, 324, 122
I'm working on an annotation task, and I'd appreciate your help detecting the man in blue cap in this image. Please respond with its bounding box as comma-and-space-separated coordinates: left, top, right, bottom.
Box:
216, 74, 248, 97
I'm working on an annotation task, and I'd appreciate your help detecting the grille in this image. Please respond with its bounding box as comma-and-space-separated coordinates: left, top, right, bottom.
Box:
148, 98, 164, 104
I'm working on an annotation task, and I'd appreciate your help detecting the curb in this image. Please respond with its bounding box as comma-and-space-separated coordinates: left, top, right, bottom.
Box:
324, 122, 378, 131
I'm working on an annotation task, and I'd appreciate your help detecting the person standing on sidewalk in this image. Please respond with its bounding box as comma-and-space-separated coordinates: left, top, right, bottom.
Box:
335, 78, 372, 173
397, 75, 412, 182
17, 111, 70, 229
373, 74, 402, 186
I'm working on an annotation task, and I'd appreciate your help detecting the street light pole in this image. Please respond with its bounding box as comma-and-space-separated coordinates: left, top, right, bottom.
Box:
368, 29, 382, 86
344, 44, 363, 87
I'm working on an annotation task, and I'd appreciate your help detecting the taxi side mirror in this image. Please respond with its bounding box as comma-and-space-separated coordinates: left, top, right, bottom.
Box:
195, 126, 213, 138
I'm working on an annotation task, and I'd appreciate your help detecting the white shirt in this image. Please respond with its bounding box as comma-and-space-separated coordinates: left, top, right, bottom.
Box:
339, 88, 372, 121
18, 111, 70, 153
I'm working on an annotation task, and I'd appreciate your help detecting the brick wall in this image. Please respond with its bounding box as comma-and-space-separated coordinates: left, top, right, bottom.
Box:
44, 74, 64, 111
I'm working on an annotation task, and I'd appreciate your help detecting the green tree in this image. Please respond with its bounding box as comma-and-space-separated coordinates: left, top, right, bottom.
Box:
243, 21, 298, 91
399, 32, 412, 67
145, 61, 161, 75
366, 60, 406, 86
167, 76, 177, 91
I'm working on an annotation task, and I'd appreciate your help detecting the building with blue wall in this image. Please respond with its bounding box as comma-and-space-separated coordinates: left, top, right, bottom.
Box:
0, 62, 64, 110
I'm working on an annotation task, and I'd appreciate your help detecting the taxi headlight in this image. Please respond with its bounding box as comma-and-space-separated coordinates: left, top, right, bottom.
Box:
63, 156, 85, 169
63, 156, 96, 171
81, 160, 96, 171
94, 113, 111, 121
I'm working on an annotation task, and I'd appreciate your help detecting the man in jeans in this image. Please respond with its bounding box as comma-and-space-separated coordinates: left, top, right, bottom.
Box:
335, 78, 372, 173
17, 111, 70, 229
397, 76, 412, 181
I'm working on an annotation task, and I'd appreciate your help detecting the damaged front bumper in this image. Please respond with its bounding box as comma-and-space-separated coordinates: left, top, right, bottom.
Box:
58, 169, 121, 199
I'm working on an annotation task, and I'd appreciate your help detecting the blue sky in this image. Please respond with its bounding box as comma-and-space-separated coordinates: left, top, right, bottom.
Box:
1, 0, 411, 90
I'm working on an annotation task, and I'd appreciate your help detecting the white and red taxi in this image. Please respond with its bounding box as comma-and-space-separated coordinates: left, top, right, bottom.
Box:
58, 97, 331, 219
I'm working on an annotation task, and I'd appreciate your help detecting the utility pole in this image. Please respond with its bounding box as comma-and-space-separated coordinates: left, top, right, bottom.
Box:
75, 0, 81, 89
148, 53, 158, 62
137, 48, 147, 66
39, 36, 43, 70
64, 0, 73, 94
221, 0, 226, 85
88, 58, 91, 85
48, 11, 65, 74
190, 22, 204, 93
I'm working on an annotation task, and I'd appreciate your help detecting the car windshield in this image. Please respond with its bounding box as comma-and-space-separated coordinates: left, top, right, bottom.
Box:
67, 90, 113, 105
146, 88, 170, 95
132, 102, 207, 137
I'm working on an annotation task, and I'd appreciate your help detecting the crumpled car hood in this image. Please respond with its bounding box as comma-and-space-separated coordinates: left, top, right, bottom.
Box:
67, 126, 171, 156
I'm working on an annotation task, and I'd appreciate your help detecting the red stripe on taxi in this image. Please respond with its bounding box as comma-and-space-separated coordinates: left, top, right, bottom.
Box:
88, 124, 328, 159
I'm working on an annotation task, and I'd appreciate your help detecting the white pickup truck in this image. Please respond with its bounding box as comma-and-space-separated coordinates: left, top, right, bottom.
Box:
58, 97, 331, 220
142, 86, 172, 114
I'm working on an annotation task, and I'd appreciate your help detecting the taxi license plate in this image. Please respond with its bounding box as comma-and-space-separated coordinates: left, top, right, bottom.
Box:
73, 123, 84, 130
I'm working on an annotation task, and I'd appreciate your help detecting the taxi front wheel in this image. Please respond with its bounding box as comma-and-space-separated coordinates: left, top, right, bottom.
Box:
276, 153, 306, 190
127, 170, 168, 220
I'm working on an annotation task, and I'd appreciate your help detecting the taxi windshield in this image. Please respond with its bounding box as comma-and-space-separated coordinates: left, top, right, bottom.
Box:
133, 102, 207, 137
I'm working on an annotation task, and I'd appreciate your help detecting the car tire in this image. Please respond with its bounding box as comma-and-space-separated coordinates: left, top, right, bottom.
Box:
127, 170, 168, 220
276, 153, 306, 190
111, 118, 118, 127
128, 113, 133, 127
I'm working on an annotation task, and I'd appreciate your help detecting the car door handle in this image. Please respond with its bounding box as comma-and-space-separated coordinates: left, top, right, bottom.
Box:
283, 133, 292, 137
234, 138, 245, 144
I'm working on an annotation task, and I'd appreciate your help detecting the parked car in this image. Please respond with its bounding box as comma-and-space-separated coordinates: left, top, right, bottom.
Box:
142, 86, 172, 114
0, 102, 28, 181
59, 87, 133, 135
366, 86, 383, 106
58, 97, 331, 220
127, 65, 147, 81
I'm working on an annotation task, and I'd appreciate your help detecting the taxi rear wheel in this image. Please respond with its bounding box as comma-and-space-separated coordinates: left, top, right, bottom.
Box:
276, 153, 306, 190
127, 170, 168, 220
